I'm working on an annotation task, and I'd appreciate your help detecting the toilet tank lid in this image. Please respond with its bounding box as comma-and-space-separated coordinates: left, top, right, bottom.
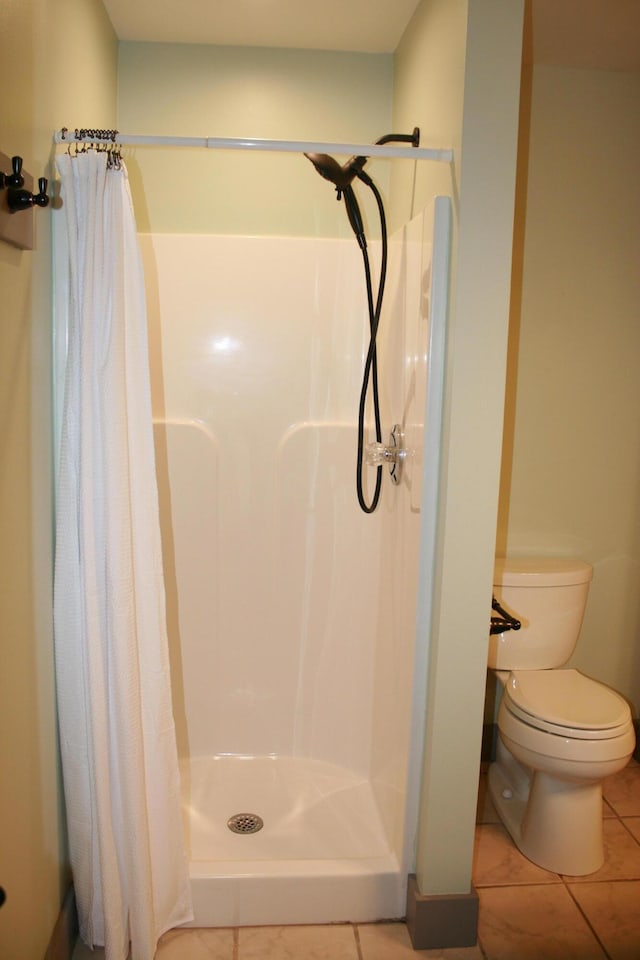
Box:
494, 557, 593, 587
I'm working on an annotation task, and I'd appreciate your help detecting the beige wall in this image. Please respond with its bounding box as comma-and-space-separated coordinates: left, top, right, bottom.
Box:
7, 0, 633, 949
117, 42, 393, 237
389, 0, 468, 232
0, 2, 117, 957
392, 0, 523, 895
498, 65, 640, 715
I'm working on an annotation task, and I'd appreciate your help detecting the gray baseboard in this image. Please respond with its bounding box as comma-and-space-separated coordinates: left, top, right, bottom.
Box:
405, 874, 479, 950
44, 884, 78, 960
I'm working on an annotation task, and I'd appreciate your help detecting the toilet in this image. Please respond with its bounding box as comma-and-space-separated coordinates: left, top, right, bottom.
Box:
488, 557, 636, 876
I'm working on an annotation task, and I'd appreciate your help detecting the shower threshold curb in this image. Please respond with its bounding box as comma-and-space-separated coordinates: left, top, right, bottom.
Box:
186, 855, 403, 927
406, 874, 479, 950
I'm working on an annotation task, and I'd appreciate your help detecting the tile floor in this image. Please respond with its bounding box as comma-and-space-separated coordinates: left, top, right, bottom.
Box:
72, 758, 640, 959
473, 756, 640, 960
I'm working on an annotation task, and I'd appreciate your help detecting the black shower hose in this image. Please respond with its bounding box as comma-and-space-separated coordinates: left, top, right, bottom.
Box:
354, 171, 388, 514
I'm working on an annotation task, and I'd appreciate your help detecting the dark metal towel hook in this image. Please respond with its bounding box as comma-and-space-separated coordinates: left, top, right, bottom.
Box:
0, 156, 25, 190
1, 156, 49, 213
6, 177, 50, 214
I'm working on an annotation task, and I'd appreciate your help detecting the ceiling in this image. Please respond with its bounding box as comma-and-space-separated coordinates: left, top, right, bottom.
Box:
101, 0, 423, 54
101, 0, 640, 70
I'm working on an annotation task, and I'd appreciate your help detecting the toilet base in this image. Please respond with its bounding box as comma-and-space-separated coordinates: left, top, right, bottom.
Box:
488, 740, 604, 876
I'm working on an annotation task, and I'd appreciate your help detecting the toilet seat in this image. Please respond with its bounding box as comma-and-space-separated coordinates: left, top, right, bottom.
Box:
503, 669, 632, 741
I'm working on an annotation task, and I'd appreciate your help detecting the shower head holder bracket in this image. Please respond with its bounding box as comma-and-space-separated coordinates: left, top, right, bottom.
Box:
365, 424, 405, 485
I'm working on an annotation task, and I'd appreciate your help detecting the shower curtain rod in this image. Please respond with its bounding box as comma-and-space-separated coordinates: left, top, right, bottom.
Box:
53, 129, 453, 163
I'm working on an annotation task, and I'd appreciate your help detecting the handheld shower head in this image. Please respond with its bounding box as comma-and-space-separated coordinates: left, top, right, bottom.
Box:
303, 129, 420, 514
304, 128, 420, 192
304, 152, 369, 248
341, 184, 367, 250
304, 152, 368, 191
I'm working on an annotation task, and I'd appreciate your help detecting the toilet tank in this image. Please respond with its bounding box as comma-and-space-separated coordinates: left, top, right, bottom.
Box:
488, 558, 593, 670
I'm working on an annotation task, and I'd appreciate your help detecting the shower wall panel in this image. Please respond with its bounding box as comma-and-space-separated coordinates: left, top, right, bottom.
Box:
139, 201, 449, 907
142, 235, 384, 770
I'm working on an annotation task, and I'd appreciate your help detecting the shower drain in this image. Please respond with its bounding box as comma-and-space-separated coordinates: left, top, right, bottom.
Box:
227, 812, 264, 835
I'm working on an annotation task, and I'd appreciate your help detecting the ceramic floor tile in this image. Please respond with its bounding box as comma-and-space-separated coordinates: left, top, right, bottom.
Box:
237, 924, 359, 959
156, 927, 235, 958
476, 776, 501, 825
567, 880, 640, 960
472, 823, 561, 887
564, 817, 640, 882
623, 817, 640, 843
603, 759, 640, 817
477, 884, 607, 959
357, 923, 483, 959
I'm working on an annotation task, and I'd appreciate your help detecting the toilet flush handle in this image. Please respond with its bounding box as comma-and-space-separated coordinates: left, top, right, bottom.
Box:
490, 595, 521, 635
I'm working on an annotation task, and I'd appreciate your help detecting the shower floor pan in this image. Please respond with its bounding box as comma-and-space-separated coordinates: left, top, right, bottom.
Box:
181, 755, 404, 927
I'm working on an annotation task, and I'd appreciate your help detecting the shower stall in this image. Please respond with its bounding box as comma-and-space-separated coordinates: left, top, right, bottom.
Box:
141, 192, 451, 926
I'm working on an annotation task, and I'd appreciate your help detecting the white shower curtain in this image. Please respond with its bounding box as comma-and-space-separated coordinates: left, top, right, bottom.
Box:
53, 150, 193, 959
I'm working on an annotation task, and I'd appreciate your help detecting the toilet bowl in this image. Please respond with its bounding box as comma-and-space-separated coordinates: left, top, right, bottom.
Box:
488, 559, 636, 876
489, 669, 635, 875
